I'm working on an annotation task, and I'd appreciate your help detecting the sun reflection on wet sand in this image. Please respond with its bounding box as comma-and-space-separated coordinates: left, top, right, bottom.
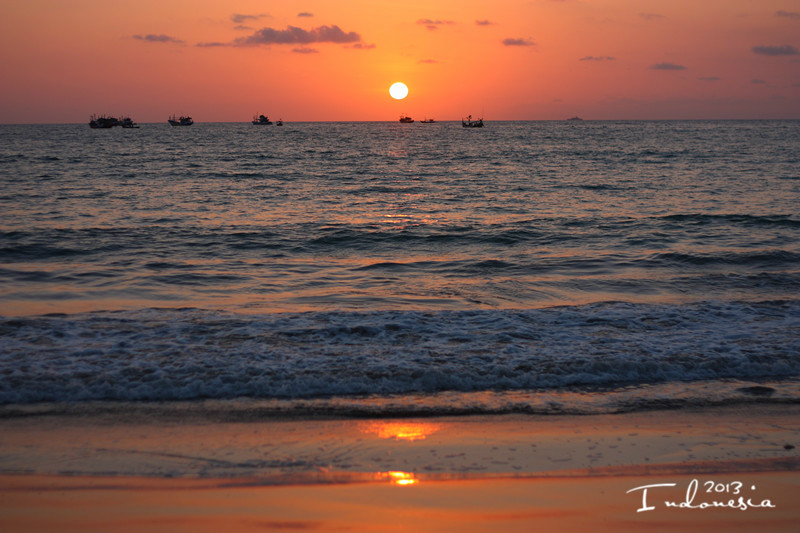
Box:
361, 421, 441, 441
375, 471, 419, 486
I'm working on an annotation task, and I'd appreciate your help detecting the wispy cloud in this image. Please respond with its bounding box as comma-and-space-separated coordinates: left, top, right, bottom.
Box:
231, 13, 268, 24
580, 56, 616, 61
752, 44, 799, 56
349, 43, 376, 50
231, 13, 269, 30
475, 20, 494, 26
417, 19, 454, 30
235, 25, 361, 46
132, 34, 185, 45
776, 10, 800, 20
651, 62, 686, 70
298, 12, 314, 18
503, 38, 535, 47
639, 13, 665, 20
292, 47, 318, 54
698, 76, 720, 81
419, 59, 438, 64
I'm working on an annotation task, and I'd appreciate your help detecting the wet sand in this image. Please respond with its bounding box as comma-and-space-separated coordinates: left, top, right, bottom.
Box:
1, 405, 798, 532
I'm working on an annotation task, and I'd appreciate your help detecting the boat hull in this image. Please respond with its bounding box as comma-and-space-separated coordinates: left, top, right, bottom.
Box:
168, 116, 194, 126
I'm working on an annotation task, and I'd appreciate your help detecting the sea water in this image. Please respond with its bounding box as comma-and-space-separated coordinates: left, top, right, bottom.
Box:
1, 120, 799, 415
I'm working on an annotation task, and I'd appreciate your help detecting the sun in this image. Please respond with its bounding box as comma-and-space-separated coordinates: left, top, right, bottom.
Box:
389, 82, 409, 100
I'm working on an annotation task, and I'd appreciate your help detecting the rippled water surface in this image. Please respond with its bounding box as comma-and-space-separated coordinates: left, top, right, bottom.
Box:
2, 120, 798, 314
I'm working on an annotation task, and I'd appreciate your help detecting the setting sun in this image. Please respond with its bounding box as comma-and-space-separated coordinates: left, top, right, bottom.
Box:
389, 82, 409, 100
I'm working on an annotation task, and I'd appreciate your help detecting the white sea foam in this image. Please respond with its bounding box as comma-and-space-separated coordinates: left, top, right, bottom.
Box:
1, 301, 798, 408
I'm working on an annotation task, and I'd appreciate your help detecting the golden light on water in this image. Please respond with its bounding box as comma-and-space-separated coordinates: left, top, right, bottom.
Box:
378, 471, 419, 486
363, 421, 440, 441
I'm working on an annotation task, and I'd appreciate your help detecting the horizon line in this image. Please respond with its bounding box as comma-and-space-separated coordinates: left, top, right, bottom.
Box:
3, 117, 800, 126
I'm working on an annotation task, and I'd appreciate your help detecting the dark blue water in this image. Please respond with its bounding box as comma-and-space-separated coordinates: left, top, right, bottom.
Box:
1, 120, 799, 413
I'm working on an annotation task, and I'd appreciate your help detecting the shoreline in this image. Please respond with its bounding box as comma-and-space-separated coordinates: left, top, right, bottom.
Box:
1, 471, 799, 533
1, 404, 798, 531
2, 404, 798, 479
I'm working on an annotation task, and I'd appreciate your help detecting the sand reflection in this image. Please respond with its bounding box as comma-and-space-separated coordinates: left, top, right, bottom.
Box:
361, 421, 441, 441
375, 471, 419, 486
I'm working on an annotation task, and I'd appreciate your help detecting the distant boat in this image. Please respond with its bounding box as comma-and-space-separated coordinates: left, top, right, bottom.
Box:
420, 118, 436, 123
168, 115, 193, 126
399, 115, 414, 123
461, 115, 484, 128
276, 118, 284, 126
120, 117, 139, 128
252, 114, 272, 125
89, 115, 122, 129
567, 116, 583, 121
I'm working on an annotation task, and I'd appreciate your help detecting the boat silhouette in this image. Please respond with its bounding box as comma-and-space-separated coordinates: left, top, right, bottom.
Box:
168, 115, 193, 126
252, 114, 273, 125
461, 115, 484, 128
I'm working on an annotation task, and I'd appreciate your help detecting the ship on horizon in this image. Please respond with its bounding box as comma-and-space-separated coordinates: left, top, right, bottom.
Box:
89, 115, 138, 128
252, 114, 273, 125
461, 115, 484, 128
168, 115, 193, 126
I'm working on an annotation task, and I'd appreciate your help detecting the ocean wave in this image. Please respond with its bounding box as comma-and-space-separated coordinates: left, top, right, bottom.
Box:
1, 300, 798, 406
661, 213, 800, 228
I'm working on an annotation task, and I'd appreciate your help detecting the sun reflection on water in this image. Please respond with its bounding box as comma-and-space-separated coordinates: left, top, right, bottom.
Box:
361, 421, 441, 441
376, 471, 419, 486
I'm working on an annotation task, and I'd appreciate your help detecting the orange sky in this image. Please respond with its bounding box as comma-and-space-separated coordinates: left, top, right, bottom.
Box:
1, 0, 799, 123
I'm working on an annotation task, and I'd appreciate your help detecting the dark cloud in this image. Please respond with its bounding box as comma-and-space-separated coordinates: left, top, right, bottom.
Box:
502, 38, 535, 47
132, 34, 185, 44
752, 44, 799, 56
349, 43, 376, 50
777, 10, 800, 19
231, 13, 267, 24
651, 62, 686, 70
298, 12, 314, 18
475, 20, 494, 26
235, 25, 361, 46
292, 47, 318, 54
579, 56, 616, 61
639, 13, 665, 20
196, 42, 228, 47
417, 19, 454, 30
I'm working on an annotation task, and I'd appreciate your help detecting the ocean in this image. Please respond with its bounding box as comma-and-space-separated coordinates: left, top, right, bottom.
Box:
1, 120, 799, 416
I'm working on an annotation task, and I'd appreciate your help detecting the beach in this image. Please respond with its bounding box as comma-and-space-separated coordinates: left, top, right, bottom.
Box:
2, 404, 798, 532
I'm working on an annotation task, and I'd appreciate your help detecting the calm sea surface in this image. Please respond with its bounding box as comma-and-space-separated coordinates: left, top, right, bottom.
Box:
1, 120, 799, 414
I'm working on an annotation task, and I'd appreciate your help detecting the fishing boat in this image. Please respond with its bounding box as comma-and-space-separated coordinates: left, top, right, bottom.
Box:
120, 117, 139, 128
168, 115, 193, 126
252, 114, 272, 125
567, 116, 583, 121
89, 115, 121, 128
461, 115, 484, 128
276, 118, 284, 126
399, 115, 414, 123
420, 118, 436, 123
